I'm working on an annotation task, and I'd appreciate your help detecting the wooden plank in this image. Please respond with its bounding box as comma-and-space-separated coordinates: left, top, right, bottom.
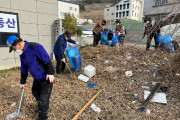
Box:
72, 89, 103, 120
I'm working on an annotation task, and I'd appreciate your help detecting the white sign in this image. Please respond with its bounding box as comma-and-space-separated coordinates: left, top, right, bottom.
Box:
0, 12, 19, 33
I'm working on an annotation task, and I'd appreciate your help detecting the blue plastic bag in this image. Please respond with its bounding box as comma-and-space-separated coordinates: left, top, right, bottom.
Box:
100, 32, 108, 45
157, 34, 174, 52
66, 45, 82, 71
111, 34, 119, 46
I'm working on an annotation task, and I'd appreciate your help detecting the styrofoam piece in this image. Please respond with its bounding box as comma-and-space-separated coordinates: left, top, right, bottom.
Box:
78, 74, 89, 82
146, 109, 151, 115
90, 103, 101, 113
144, 91, 167, 104
84, 65, 96, 78
125, 71, 133, 77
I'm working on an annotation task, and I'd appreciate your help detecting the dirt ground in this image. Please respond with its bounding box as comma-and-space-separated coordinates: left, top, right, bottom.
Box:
0, 44, 180, 120
80, 3, 108, 23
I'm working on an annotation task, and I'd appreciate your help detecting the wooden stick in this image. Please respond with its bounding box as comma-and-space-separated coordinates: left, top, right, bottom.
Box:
72, 89, 103, 120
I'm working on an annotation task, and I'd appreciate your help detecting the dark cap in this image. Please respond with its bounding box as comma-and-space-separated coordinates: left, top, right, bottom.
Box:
64, 31, 71, 39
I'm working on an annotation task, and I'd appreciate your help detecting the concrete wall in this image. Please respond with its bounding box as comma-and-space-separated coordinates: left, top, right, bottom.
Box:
0, 0, 58, 70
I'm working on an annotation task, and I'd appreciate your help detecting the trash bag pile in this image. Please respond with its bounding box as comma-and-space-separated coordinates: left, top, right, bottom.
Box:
66, 45, 82, 71
100, 32, 119, 46
157, 33, 175, 52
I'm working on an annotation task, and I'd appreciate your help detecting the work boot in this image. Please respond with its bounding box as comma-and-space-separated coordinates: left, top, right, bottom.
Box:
37, 111, 47, 120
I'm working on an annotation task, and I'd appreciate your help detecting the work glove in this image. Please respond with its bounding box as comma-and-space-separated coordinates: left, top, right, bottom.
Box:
75, 42, 79, 46
46, 75, 55, 83
61, 58, 66, 63
20, 84, 25, 89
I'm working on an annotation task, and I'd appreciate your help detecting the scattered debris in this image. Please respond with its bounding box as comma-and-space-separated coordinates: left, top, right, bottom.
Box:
132, 101, 136, 104
141, 86, 150, 89
146, 109, 151, 115
104, 60, 109, 64
87, 82, 96, 88
153, 72, 156, 77
84, 65, 96, 78
11, 102, 16, 107
90, 103, 101, 113
175, 73, 180, 76
11, 85, 15, 88
105, 66, 119, 73
125, 71, 133, 77
152, 82, 158, 85
113, 76, 118, 79
160, 87, 168, 92
133, 94, 138, 98
145, 70, 150, 72
144, 91, 167, 104
78, 74, 89, 82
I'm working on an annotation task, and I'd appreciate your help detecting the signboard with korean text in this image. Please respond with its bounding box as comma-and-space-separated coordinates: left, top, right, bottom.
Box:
0, 11, 20, 46
0, 12, 19, 33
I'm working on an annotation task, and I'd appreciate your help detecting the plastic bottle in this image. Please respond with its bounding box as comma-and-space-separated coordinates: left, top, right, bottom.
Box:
116, 43, 119, 51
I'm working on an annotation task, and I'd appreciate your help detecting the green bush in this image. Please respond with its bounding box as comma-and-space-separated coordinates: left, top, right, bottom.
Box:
77, 27, 82, 37
62, 13, 77, 35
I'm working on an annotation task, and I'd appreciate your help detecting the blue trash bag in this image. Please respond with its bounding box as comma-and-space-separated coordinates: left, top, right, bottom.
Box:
66, 45, 82, 71
157, 33, 174, 52
111, 34, 119, 46
100, 31, 108, 45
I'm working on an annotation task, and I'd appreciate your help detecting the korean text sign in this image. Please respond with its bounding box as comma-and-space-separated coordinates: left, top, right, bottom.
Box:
0, 12, 19, 33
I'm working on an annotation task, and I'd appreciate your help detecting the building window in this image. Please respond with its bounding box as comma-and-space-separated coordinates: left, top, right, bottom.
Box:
107, 9, 109, 11
120, 5, 122, 10
127, 3, 130, 9
123, 4, 126, 9
126, 11, 129, 16
132, 11, 134, 16
135, 13, 136, 17
123, 11, 125, 17
69, 7, 72, 10
112, 13, 114, 15
116, 5, 119, 10
119, 12, 121, 17
153, 0, 168, 6
60, 12, 64, 17
116, 12, 118, 18
75, 8, 77, 11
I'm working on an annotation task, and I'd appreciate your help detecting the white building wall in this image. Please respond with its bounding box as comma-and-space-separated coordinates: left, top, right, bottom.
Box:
0, 0, 58, 70
58, 1, 79, 22
104, 6, 115, 23
107, 0, 143, 21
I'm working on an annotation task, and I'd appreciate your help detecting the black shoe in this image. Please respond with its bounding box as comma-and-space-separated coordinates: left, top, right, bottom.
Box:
60, 70, 66, 74
37, 111, 47, 120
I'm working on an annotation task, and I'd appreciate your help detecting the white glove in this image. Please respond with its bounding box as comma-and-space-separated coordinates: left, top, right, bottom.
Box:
76, 42, 79, 46
46, 75, 55, 83
61, 58, 66, 63
20, 84, 25, 89
117, 32, 121, 35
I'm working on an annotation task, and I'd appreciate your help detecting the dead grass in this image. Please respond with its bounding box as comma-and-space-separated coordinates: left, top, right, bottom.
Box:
0, 45, 179, 120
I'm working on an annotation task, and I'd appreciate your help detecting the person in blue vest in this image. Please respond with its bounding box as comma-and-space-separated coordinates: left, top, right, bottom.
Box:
53, 31, 77, 76
6, 35, 55, 120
